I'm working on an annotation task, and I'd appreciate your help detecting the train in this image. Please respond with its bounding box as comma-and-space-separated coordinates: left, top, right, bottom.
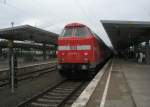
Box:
57, 23, 111, 78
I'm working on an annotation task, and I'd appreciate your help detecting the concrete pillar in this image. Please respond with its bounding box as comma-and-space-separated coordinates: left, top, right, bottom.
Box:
8, 40, 15, 93
145, 40, 150, 64
0, 48, 2, 56
43, 43, 46, 60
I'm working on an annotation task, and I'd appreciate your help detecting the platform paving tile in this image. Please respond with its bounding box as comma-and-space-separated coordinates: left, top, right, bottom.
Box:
85, 59, 150, 107
104, 59, 134, 107
85, 59, 134, 107
121, 59, 150, 107
72, 59, 150, 107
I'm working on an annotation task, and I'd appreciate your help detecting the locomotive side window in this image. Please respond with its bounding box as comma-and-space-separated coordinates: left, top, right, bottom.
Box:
75, 27, 87, 37
62, 28, 73, 37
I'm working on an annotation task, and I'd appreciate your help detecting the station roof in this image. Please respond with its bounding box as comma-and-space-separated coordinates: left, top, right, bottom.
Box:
0, 25, 58, 45
101, 20, 150, 51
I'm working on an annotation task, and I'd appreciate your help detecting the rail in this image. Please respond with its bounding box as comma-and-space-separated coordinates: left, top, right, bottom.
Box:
17, 80, 86, 107
0, 61, 57, 87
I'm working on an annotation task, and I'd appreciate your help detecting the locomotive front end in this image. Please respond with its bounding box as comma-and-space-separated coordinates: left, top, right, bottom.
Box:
57, 23, 95, 77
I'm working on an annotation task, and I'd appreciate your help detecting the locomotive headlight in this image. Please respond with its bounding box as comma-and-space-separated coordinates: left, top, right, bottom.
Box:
84, 52, 88, 56
84, 57, 88, 62
61, 52, 65, 55
82, 65, 87, 70
57, 65, 62, 70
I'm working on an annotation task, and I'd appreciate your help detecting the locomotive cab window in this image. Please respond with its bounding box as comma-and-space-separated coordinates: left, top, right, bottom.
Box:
61, 28, 73, 37
75, 27, 87, 37
61, 27, 88, 37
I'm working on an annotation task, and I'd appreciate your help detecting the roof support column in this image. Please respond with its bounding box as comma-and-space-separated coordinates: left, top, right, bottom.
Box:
43, 43, 46, 60
145, 40, 150, 64
8, 40, 15, 93
0, 47, 2, 56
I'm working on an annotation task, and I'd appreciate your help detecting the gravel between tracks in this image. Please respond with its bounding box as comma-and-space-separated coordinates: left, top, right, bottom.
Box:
0, 70, 64, 107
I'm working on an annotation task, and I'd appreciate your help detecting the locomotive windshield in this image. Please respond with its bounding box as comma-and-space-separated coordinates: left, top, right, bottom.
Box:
75, 27, 87, 37
62, 28, 73, 37
61, 27, 88, 37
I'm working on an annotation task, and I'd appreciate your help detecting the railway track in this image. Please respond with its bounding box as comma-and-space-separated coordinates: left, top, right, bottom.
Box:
0, 62, 57, 87
17, 80, 87, 107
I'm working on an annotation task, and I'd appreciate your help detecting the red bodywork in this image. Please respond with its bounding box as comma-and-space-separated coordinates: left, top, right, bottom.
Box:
57, 23, 104, 68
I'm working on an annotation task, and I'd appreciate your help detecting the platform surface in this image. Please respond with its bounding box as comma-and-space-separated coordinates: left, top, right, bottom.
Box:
123, 60, 150, 107
0, 58, 56, 70
72, 58, 150, 107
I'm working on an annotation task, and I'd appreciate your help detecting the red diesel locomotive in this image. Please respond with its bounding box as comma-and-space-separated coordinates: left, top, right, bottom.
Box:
57, 23, 110, 78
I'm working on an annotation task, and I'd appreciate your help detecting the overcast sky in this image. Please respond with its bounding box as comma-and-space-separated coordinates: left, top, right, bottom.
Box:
0, 0, 150, 46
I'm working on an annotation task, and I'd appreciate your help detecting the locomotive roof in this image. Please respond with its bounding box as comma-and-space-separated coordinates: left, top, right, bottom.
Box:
65, 23, 86, 28
64, 23, 107, 46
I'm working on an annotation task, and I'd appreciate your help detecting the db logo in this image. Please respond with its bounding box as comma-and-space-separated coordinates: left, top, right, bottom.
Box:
70, 46, 77, 50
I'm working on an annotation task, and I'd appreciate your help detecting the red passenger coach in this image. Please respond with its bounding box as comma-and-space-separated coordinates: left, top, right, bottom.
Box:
57, 23, 109, 78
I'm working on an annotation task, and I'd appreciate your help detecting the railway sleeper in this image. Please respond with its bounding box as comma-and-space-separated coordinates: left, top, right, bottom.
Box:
37, 98, 62, 103
43, 95, 64, 100
31, 102, 55, 107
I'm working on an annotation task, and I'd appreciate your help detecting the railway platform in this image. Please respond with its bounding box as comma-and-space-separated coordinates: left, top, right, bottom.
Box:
72, 58, 150, 107
0, 58, 56, 70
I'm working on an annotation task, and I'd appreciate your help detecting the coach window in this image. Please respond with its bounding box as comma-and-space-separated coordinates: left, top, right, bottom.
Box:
75, 27, 87, 37
62, 28, 73, 37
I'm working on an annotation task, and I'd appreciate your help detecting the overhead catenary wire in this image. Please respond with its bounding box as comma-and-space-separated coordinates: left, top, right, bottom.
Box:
74, 0, 112, 45
41, 0, 95, 31
84, 0, 112, 45
1, 0, 99, 35
73, 0, 111, 45
80, 4, 110, 44
73, 0, 97, 29
43, 0, 96, 33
